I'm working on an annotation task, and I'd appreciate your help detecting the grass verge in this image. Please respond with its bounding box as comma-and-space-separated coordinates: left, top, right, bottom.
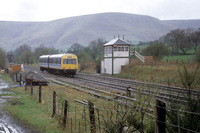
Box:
4, 87, 62, 133
1, 71, 156, 132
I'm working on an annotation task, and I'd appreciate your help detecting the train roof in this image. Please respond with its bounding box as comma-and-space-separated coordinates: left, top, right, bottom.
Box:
39, 55, 50, 58
39, 53, 76, 58
49, 54, 66, 58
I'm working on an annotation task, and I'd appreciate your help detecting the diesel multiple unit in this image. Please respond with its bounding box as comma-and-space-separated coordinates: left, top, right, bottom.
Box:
39, 54, 78, 77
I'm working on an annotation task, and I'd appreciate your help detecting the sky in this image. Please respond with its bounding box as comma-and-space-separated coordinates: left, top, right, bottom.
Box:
0, 0, 200, 21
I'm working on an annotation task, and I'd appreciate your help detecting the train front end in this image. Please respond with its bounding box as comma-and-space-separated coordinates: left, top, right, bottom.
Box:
61, 54, 78, 76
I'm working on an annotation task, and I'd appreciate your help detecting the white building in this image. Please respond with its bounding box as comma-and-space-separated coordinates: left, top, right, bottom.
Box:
101, 38, 131, 74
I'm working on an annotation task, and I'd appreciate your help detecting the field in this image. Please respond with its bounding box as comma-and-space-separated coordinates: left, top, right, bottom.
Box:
115, 58, 200, 90
163, 55, 195, 63
1, 57, 200, 132
2, 73, 154, 133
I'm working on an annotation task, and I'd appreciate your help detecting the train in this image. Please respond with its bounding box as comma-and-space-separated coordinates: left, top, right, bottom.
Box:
39, 53, 78, 77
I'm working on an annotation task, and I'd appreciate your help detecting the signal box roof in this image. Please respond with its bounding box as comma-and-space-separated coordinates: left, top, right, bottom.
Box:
104, 38, 131, 46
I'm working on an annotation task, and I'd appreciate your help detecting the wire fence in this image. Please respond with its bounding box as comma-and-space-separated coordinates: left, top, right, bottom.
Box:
9, 71, 200, 133
25, 83, 200, 133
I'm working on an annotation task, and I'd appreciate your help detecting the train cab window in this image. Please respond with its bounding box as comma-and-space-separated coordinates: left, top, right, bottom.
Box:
68, 59, 76, 64
63, 59, 77, 64
63, 59, 67, 64
67, 59, 72, 64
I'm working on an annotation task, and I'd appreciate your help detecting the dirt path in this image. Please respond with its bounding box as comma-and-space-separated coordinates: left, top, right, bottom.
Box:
0, 79, 37, 133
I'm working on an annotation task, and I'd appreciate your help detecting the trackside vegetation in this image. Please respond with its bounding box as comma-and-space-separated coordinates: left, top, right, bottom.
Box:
1, 73, 155, 133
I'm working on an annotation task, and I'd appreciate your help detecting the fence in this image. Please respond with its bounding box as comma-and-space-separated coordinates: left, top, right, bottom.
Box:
10, 72, 200, 133
165, 58, 195, 64
23, 84, 200, 133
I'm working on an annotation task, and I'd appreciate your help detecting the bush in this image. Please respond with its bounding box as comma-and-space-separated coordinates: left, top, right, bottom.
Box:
142, 42, 170, 61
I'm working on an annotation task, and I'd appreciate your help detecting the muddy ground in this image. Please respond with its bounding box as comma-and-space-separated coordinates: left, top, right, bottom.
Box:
0, 78, 39, 133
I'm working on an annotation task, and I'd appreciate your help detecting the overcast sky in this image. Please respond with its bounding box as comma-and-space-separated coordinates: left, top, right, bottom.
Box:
0, 0, 200, 21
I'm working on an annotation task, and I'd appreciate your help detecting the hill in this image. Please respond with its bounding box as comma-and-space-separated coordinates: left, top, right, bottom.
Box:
0, 12, 200, 51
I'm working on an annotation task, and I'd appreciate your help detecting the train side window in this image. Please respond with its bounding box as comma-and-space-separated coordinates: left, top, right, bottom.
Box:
55, 58, 57, 64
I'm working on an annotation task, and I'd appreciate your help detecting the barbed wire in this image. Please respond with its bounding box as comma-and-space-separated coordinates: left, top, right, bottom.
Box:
156, 105, 200, 115
150, 119, 200, 133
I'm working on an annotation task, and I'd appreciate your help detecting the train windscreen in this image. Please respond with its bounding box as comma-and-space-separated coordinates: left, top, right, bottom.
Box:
63, 59, 77, 64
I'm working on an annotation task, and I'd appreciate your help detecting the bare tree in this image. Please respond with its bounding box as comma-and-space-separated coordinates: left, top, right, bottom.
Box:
89, 38, 106, 60
13, 44, 33, 64
193, 28, 200, 54
165, 29, 187, 55
67, 43, 83, 54
34, 45, 58, 62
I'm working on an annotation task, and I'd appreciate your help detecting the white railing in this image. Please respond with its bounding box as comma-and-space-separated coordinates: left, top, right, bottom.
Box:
134, 51, 145, 63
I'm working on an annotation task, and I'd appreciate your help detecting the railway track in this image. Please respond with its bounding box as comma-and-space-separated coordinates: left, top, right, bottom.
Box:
24, 65, 199, 104
77, 73, 198, 101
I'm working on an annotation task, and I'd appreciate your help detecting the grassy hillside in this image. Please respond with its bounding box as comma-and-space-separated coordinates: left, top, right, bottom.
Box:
1, 13, 200, 51
2, 13, 200, 51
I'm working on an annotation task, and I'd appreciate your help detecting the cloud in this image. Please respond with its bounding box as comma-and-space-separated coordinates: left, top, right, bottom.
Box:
0, 0, 200, 21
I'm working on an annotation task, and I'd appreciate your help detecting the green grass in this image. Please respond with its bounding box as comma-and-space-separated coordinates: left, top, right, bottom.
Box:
4, 88, 62, 133
119, 60, 200, 89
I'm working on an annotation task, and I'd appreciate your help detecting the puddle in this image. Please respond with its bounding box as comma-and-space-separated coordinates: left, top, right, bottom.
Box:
0, 79, 37, 133
0, 80, 11, 104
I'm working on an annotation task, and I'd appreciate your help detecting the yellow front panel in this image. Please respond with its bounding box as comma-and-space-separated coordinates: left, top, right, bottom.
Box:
61, 54, 78, 70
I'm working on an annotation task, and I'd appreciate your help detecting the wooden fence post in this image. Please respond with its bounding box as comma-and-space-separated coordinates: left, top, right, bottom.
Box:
84, 106, 87, 132
88, 101, 96, 133
126, 86, 131, 97
177, 110, 180, 133
15, 73, 17, 82
156, 99, 166, 133
75, 106, 77, 130
25, 80, 27, 91
20, 73, 22, 86
31, 82, 33, 95
97, 108, 101, 133
63, 100, 68, 127
39, 85, 42, 103
12, 72, 14, 81
52, 91, 56, 117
